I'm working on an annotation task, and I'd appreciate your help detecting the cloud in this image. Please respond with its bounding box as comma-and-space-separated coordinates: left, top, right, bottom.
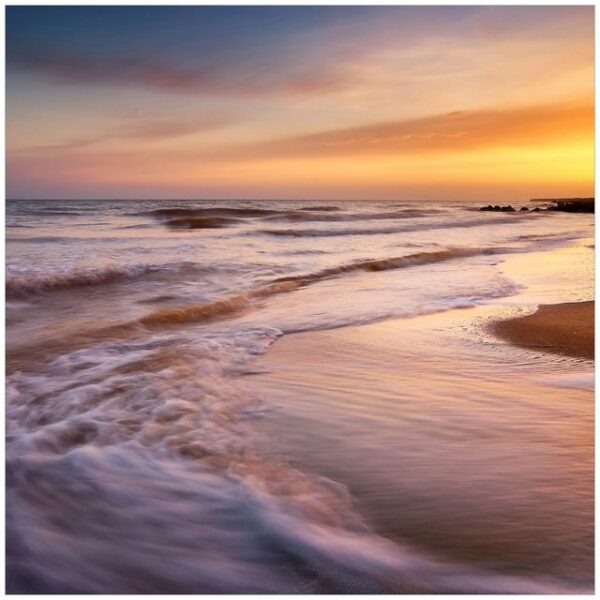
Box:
7, 46, 355, 96
11, 99, 592, 166
220, 100, 593, 160
14, 115, 235, 153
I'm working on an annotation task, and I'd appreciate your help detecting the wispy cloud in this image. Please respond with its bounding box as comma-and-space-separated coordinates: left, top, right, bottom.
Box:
14, 115, 235, 153
5, 7, 593, 200
8, 47, 356, 96
221, 100, 593, 160
11, 100, 592, 164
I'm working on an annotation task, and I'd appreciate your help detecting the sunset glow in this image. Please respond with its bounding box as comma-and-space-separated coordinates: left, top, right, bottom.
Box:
5, 6, 595, 594
6, 6, 594, 200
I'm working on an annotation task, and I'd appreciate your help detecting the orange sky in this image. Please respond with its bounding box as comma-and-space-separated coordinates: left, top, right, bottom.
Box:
6, 6, 595, 200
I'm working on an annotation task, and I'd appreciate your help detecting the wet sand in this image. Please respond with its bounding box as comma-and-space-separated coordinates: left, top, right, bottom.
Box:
249, 306, 594, 588
492, 301, 594, 360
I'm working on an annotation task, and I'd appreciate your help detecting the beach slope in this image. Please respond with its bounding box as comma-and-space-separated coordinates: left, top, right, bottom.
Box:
492, 301, 594, 360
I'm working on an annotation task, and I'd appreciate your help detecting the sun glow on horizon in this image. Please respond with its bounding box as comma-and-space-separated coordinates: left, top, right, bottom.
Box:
6, 6, 594, 201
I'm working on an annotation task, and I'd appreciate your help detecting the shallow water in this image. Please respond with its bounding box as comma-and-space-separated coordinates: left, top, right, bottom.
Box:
6, 198, 594, 593
250, 306, 593, 585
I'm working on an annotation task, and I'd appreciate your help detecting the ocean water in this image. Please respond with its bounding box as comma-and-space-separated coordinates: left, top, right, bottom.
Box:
5, 199, 594, 593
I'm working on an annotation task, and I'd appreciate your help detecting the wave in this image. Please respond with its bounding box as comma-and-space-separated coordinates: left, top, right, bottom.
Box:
6, 328, 587, 594
10, 209, 87, 217
6, 262, 204, 298
256, 215, 524, 237
164, 216, 243, 229
141, 205, 441, 228
270, 247, 499, 284
138, 247, 511, 328
7, 446, 582, 593
5, 260, 287, 299
262, 209, 433, 223
513, 231, 583, 243
6, 246, 517, 367
145, 207, 282, 219
6, 200, 593, 593
297, 205, 341, 212
6, 242, 514, 307
138, 281, 301, 327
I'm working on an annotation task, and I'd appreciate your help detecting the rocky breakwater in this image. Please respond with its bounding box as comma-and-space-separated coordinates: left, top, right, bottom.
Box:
480, 198, 594, 214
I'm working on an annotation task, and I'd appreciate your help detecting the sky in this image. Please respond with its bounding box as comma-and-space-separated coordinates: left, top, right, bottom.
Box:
5, 5, 595, 201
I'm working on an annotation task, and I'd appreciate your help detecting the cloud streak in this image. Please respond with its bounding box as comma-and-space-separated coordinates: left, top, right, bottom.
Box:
11, 100, 593, 164
14, 116, 236, 153
8, 47, 355, 96
5, 7, 593, 200
220, 100, 593, 160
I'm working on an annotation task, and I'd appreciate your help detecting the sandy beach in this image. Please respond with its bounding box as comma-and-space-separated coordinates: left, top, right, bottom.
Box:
492, 301, 594, 360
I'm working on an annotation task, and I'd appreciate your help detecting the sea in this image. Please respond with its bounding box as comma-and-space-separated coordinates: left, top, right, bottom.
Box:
5, 198, 594, 593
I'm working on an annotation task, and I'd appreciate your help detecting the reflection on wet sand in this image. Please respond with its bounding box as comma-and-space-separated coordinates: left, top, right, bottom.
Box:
249, 305, 593, 586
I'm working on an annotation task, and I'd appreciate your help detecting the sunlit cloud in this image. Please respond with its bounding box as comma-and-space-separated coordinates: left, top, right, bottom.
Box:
6, 5, 594, 200
14, 115, 237, 152
213, 100, 593, 160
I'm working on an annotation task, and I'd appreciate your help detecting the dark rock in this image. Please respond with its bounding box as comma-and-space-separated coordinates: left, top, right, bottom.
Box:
520, 207, 529, 211
479, 204, 517, 212
552, 199, 594, 213
530, 197, 594, 213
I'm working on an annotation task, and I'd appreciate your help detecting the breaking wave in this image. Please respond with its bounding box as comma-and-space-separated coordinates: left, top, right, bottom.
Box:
6, 262, 218, 298
6, 245, 509, 301
137, 247, 513, 328
142, 205, 441, 227
269, 247, 503, 284
138, 281, 301, 327
164, 216, 243, 229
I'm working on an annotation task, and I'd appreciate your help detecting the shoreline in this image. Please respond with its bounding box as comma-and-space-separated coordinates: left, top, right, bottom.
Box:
491, 301, 594, 360
248, 304, 594, 586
